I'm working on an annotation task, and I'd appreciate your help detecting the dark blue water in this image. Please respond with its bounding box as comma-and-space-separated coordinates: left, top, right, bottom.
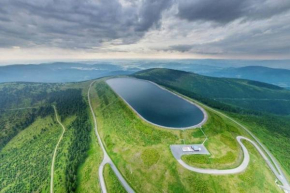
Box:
106, 78, 205, 128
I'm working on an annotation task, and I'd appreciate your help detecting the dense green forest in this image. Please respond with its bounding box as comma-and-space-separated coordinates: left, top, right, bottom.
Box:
0, 107, 53, 151
50, 89, 92, 192
0, 115, 61, 192
0, 83, 92, 193
134, 68, 290, 176
0, 83, 60, 109
0, 83, 59, 151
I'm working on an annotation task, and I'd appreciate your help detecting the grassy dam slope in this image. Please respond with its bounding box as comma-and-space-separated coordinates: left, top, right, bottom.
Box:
90, 78, 282, 192
134, 68, 290, 180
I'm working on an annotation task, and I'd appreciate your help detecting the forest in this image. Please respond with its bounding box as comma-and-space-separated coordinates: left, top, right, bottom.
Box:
50, 89, 92, 192
0, 83, 92, 193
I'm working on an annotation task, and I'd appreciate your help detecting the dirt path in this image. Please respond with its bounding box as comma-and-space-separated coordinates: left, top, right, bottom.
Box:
50, 106, 66, 193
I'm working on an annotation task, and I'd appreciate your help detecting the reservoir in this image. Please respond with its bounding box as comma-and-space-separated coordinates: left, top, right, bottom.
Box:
106, 78, 206, 129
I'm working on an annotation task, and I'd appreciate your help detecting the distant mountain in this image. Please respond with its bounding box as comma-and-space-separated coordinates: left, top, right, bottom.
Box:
0, 62, 136, 83
0, 61, 222, 83
134, 68, 290, 115
1, 61, 290, 86
205, 66, 290, 88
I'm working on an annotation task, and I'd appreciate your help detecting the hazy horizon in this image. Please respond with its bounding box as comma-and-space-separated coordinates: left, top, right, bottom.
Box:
1, 59, 290, 70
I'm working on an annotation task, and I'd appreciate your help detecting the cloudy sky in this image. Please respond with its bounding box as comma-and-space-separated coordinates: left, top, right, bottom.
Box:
0, 0, 290, 63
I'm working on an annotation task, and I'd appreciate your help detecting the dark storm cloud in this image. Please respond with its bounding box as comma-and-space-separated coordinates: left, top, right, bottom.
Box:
135, 0, 173, 31
177, 0, 290, 24
0, 0, 172, 48
169, 45, 193, 52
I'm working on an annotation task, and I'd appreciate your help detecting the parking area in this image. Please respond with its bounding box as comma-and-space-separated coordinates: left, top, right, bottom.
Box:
170, 144, 210, 160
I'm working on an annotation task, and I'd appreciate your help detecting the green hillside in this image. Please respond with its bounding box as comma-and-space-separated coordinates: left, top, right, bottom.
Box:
134, 68, 290, 115
208, 66, 290, 88
134, 68, 290, 177
89, 79, 281, 192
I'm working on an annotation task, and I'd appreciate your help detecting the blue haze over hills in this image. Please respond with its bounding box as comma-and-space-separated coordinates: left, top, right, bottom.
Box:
0, 59, 290, 88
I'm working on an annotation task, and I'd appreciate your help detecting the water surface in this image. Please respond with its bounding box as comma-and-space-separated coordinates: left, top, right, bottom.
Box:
106, 78, 205, 128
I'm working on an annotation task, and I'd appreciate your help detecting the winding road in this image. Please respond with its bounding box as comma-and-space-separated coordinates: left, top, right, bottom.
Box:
89, 79, 290, 193
50, 106, 66, 193
173, 136, 276, 174
207, 104, 290, 192
168, 96, 290, 192
173, 136, 290, 192
88, 81, 135, 193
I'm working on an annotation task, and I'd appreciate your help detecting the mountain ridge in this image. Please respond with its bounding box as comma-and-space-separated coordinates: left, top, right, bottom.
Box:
206, 65, 290, 88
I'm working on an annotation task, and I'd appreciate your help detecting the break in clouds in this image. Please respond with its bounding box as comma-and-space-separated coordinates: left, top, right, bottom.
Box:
0, 0, 290, 58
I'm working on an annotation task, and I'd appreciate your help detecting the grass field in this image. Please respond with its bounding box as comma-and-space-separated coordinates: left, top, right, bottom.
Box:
76, 119, 103, 193
91, 79, 281, 192
228, 113, 290, 181
134, 68, 290, 180
104, 164, 126, 193
181, 108, 246, 170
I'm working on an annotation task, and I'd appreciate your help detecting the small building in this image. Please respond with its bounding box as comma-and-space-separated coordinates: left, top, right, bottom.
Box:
191, 145, 201, 151
182, 146, 193, 152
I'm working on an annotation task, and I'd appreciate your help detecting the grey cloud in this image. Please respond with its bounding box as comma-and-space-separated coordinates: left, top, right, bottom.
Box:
169, 45, 193, 52
177, 0, 290, 24
135, 0, 173, 31
0, 0, 173, 48
169, 22, 290, 56
1, 0, 290, 59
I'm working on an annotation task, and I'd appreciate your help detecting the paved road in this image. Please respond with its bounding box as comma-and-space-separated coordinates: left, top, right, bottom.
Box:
88, 81, 135, 193
169, 104, 290, 192
154, 83, 290, 192
172, 136, 290, 192
90, 78, 289, 192
206, 106, 290, 193
172, 136, 268, 174
50, 106, 66, 193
